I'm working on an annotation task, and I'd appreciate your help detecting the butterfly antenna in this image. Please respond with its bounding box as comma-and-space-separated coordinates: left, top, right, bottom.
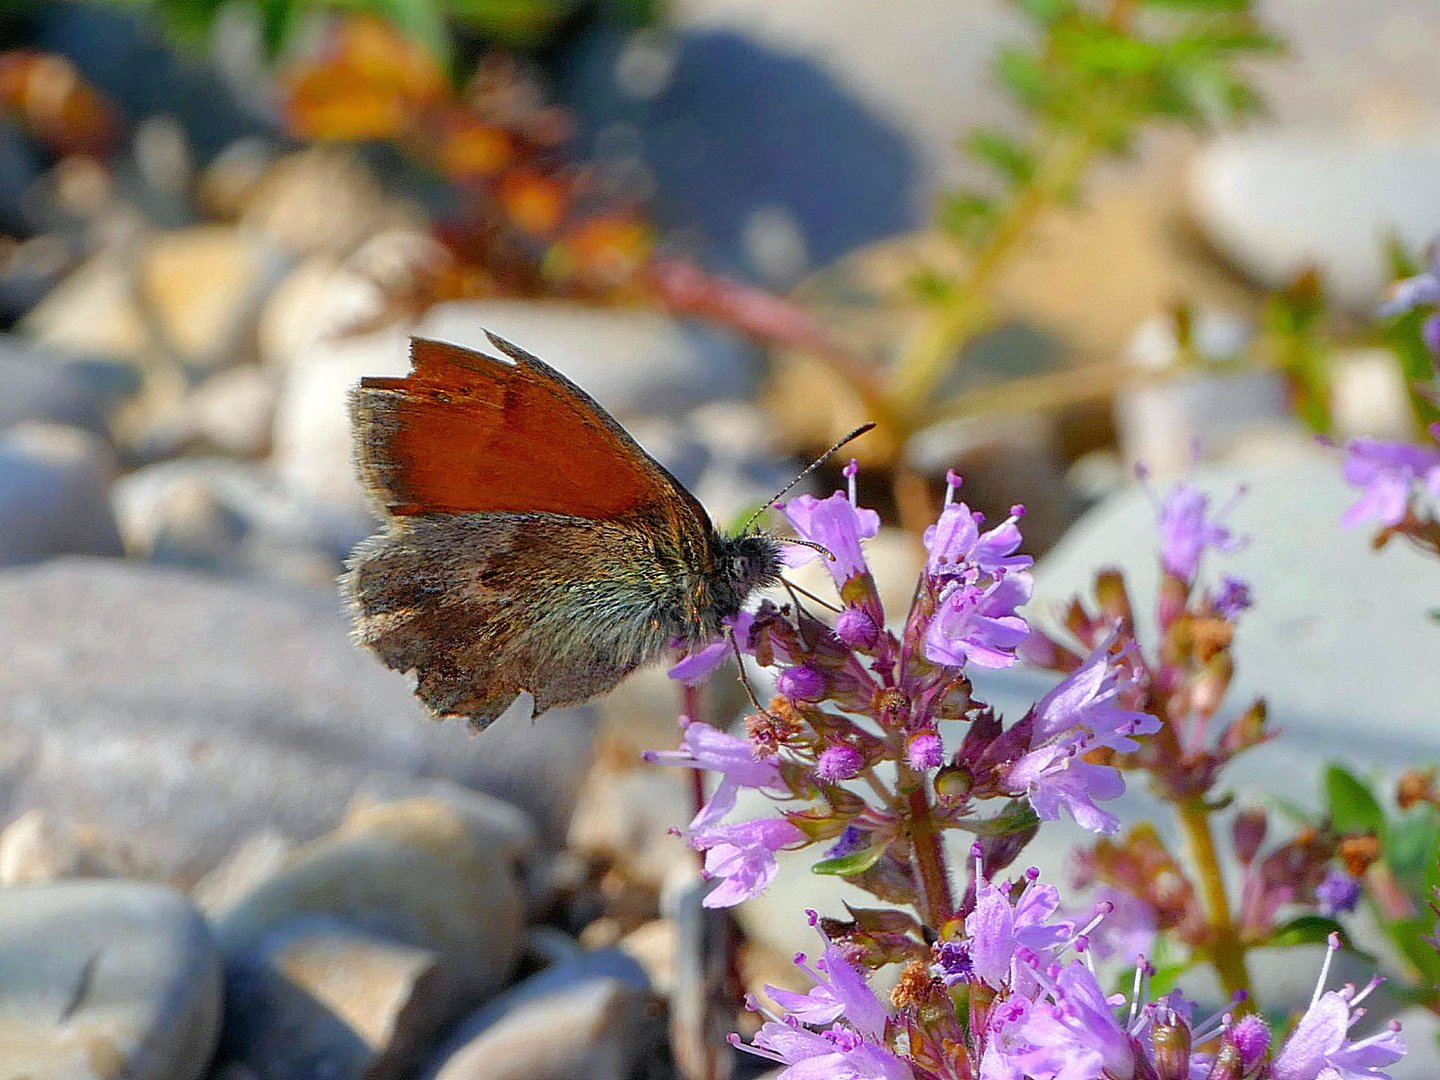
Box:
741, 421, 877, 536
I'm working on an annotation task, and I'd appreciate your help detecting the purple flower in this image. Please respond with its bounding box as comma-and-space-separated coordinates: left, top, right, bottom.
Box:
781, 491, 880, 589
643, 716, 787, 831
741, 1024, 913, 1080
1224, 1014, 1272, 1073
994, 960, 1137, 1080
738, 918, 912, 1080
965, 872, 1075, 989
924, 498, 1032, 581
825, 824, 868, 860
931, 939, 972, 987
1272, 933, 1406, 1080
1315, 868, 1362, 917
1380, 246, 1440, 322
1030, 633, 1158, 751
1144, 470, 1247, 583
668, 611, 754, 685
923, 570, 1033, 669
1214, 574, 1253, 619
692, 816, 804, 908
835, 607, 880, 649
1080, 887, 1157, 964
1003, 634, 1160, 834
1339, 431, 1440, 529
1424, 313, 1440, 356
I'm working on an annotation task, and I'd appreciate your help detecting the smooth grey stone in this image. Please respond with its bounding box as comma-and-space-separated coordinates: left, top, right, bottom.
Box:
1189, 133, 1440, 311
0, 558, 593, 886
216, 799, 529, 1080
0, 338, 135, 434
0, 879, 222, 1079
420, 951, 655, 1080
0, 423, 123, 565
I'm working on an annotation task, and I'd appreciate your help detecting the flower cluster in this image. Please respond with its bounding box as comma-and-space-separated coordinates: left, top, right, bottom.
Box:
643, 462, 1407, 1079
738, 880, 1403, 1080
649, 466, 1155, 914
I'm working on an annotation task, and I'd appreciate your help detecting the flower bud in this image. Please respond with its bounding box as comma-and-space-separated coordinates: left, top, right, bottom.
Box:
816, 743, 863, 781
1231, 807, 1267, 865
834, 607, 880, 650
1151, 1009, 1192, 1080
776, 663, 826, 701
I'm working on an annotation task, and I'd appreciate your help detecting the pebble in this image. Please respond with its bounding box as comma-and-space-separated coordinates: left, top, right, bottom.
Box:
0, 559, 591, 885
420, 951, 655, 1080
561, 25, 923, 283
215, 799, 530, 1078
0, 422, 122, 565
1188, 133, 1440, 311
110, 457, 372, 583
567, 758, 694, 889
0, 880, 222, 1080
21, 225, 291, 371
217, 916, 454, 1080
0, 336, 136, 435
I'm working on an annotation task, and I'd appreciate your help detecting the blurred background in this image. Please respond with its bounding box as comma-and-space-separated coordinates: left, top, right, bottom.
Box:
0, 0, 1437, 1077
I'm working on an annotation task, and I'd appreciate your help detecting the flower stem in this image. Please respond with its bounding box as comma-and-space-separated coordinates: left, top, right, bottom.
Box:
905, 771, 955, 928
1177, 796, 1254, 1009
888, 128, 1101, 418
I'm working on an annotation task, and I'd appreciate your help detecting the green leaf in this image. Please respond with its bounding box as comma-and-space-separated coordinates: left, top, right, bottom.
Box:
1324, 764, 1386, 837
967, 129, 1035, 185
1385, 914, 1440, 984
1264, 914, 1350, 950
936, 191, 997, 244
994, 47, 1051, 110
444, 0, 576, 44
811, 845, 887, 877
908, 266, 959, 303
1385, 807, 1440, 893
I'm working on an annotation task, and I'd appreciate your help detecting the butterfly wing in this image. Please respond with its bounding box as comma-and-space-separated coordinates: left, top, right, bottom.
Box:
343, 333, 715, 729
352, 333, 711, 524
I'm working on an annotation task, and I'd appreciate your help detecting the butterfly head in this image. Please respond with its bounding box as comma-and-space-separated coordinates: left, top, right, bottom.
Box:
712, 531, 785, 616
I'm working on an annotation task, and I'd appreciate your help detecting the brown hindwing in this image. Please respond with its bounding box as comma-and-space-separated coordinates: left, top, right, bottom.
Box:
341, 511, 694, 731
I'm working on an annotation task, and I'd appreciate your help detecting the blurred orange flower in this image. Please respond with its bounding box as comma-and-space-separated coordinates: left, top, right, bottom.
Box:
0, 50, 117, 156
435, 111, 515, 182
498, 169, 568, 237
282, 16, 446, 142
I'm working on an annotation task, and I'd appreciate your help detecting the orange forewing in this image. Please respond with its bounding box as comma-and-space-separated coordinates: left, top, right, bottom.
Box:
353, 334, 707, 523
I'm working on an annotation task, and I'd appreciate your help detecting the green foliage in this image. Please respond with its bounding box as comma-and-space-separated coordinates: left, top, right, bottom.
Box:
1324, 764, 1386, 838
892, 0, 1279, 415
1318, 765, 1440, 996
811, 843, 888, 877
80, 0, 641, 60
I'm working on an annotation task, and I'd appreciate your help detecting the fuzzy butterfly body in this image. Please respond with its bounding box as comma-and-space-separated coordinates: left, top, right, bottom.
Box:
342, 333, 784, 730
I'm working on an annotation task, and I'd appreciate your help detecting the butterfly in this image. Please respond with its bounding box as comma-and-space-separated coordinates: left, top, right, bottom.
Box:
341, 332, 855, 731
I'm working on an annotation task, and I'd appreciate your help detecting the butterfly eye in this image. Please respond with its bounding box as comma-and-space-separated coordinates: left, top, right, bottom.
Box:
730, 554, 750, 580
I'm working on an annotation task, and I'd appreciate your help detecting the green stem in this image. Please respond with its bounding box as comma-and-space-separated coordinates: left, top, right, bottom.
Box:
888, 129, 1100, 418
1177, 797, 1254, 1009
